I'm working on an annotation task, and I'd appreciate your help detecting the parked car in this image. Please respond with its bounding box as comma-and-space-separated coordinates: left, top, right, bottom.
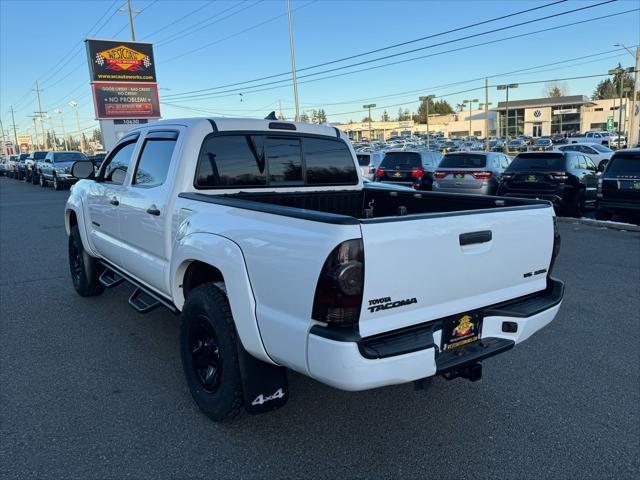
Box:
506, 139, 528, 153
373, 149, 442, 190
518, 135, 533, 145
550, 134, 567, 144
595, 149, 640, 221
530, 138, 554, 151
10, 153, 29, 179
498, 151, 598, 217
489, 139, 504, 152
0, 155, 16, 176
23, 151, 47, 183
39, 151, 90, 190
569, 131, 625, 148
355, 152, 371, 178
32, 151, 52, 184
556, 143, 614, 171
65, 117, 563, 422
432, 152, 510, 195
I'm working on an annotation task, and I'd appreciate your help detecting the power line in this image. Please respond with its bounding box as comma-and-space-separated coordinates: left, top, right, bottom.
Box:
161, 0, 317, 64
155, 1, 262, 47
163, 0, 607, 99
142, 0, 216, 39
164, 6, 635, 102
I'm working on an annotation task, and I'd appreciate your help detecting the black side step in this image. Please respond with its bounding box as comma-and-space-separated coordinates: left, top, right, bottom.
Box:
99, 269, 125, 288
128, 288, 161, 314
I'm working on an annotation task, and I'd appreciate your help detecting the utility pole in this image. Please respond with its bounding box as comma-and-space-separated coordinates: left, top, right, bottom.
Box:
609, 66, 634, 149
363, 104, 376, 141
0, 119, 7, 156
278, 100, 284, 120
33, 81, 48, 149
615, 43, 639, 147
419, 95, 434, 149
484, 78, 489, 151
286, 0, 300, 121
119, 0, 139, 40
9, 106, 19, 153
28, 117, 39, 150
54, 108, 68, 150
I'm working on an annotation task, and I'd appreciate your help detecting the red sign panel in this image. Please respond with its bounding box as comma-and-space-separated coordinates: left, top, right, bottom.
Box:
92, 83, 161, 119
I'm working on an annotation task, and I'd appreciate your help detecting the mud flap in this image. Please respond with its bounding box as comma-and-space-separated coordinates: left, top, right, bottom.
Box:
237, 345, 288, 415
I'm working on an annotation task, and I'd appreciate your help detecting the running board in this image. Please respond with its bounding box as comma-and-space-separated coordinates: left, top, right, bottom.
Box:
99, 269, 125, 288
99, 261, 179, 315
129, 288, 161, 314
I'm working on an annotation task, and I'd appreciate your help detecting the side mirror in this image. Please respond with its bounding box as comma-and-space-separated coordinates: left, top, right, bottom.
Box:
71, 161, 95, 179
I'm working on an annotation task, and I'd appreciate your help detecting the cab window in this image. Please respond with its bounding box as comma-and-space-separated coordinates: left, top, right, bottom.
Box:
100, 139, 138, 185
132, 132, 178, 188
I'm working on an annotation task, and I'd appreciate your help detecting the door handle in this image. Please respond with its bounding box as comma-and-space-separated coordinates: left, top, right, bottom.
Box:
110, 197, 119, 206
146, 205, 161, 216
459, 230, 492, 246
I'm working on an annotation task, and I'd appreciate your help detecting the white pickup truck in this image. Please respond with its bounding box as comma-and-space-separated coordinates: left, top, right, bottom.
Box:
65, 117, 564, 421
570, 131, 626, 148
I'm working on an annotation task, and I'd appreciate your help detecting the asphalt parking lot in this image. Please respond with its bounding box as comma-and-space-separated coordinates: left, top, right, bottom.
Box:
1, 176, 639, 480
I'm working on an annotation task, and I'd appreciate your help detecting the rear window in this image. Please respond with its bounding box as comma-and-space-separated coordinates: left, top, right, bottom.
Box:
53, 152, 87, 163
195, 134, 357, 188
33, 151, 48, 159
439, 153, 486, 168
356, 154, 370, 166
507, 153, 565, 171
380, 152, 421, 169
605, 153, 640, 174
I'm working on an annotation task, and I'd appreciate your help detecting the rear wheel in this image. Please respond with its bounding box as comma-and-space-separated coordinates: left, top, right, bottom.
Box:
566, 189, 585, 218
39, 174, 47, 187
53, 175, 62, 191
180, 283, 243, 422
595, 207, 612, 221
68, 225, 105, 297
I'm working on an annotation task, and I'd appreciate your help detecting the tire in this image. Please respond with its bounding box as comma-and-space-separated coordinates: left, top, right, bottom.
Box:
53, 175, 62, 191
32, 171, 39, 184
39, 174, 47, 187
566, 189, 585, 218
180, 283, 243, 422
595, 207, 612, 221
68, 225, 105, 297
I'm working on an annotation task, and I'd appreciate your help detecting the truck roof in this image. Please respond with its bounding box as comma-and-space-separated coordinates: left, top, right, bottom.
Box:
129, 117, 345, 140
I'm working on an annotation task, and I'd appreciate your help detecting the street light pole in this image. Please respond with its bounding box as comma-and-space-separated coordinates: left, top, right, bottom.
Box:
462, 99, 479, 139
287, 0, 300, 121
480, 102, 492, 151
497, 84, 519, 151
69, 101, 84, 152
54, 108, 68, 150
609, 66, 633, 149
419, 95, 434, 149
363, 104, 376, 141
615, 43, 639, 147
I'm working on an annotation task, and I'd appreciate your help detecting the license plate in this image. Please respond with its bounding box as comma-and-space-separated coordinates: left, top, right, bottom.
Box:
526, 175, 537, 182
454, 173, 465, 180
441, 312, 483, 351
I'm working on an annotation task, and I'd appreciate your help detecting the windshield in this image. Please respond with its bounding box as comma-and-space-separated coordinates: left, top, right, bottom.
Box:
380, 152, 422, 169
605, 153, 640, 175
507, 153, 565, 171
54, 152, 87, 163
534, 139, 550, 145
439, 153, 487, 168
19, 154, 29, 160
508, 141, 523, 146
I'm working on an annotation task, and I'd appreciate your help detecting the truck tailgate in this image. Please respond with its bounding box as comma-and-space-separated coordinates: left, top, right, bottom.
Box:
359, 206, 554, 337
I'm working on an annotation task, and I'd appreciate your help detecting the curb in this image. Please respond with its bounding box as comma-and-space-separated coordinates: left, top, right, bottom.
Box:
557, 216, 640, 232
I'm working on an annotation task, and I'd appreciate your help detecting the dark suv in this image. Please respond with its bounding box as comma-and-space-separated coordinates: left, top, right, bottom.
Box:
373, 149, 442, 190
498, 151, 598, 217
595, 149, 640, 221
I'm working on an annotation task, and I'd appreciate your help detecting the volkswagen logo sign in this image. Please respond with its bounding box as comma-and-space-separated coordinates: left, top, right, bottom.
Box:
533, 110, 542, 118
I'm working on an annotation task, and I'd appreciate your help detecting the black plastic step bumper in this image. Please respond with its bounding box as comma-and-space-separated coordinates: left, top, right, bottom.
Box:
435, 337, 515, 374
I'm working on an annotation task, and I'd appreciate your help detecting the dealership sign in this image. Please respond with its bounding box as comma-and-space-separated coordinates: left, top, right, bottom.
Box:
16, 135, 32, 146
552, 108, 578, 115
92, 83, 161, 119
85, 39, 156, 82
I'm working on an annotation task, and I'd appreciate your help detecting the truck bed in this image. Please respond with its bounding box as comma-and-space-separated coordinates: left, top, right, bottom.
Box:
179, 186, 550, 224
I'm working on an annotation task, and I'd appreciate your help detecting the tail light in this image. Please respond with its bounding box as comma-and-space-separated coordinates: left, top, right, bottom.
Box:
312, 239, 364, 325
548, 216, 561, 275
471, 171, 493, 180
550, 172, 568, 180
597, 177, 603, 198
433, 171, 447, 179
375, 168, 385, 178
411, 168, 425, 178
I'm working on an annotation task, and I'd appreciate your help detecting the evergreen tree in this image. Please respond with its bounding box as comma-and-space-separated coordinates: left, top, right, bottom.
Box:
381, 110, 390, 122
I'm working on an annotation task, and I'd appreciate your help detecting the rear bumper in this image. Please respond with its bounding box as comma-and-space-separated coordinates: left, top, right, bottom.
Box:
307, 278, 563, 391
433, 185, 496, 195
502, 191, 565, 205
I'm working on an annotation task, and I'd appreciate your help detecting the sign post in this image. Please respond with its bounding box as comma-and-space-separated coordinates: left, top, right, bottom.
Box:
607, 115, 614, 132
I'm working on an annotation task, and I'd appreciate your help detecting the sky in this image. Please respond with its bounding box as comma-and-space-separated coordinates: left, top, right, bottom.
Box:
1, 0, 639, 140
